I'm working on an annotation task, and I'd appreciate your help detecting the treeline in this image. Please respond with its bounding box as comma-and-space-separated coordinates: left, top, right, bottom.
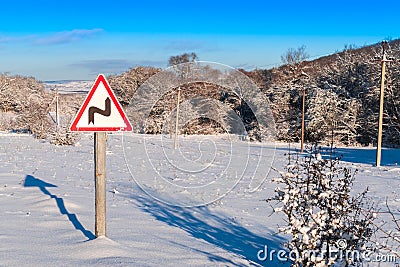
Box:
1, 40, 399, 147
0, 74, 82, 144
260, 40, 400, 147
107, 40, 400, 147
0, 74, 51, 138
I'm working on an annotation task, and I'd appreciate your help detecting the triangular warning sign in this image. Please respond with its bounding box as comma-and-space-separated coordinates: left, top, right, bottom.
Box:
69, 74, 132, 132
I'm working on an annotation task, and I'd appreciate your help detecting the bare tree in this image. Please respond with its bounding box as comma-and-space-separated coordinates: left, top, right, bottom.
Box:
168, 52, 198, 66
281, 45, 309, 65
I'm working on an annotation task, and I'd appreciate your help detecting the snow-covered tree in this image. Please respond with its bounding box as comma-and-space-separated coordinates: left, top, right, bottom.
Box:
269, 150, 376, 266
0, 74, 53, 138
306, 88, 361, 145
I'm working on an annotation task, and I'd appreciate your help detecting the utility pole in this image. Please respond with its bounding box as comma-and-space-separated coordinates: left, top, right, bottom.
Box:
174, 87, 181, 149
169, 93, 174, 139
301, 88, 306, 153
298, 71, 309, 153
375, 41, 393, 167
55, 87, 60, 130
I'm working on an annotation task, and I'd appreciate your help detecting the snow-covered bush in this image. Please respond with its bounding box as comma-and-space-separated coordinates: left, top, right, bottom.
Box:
269, 150, 376, 266
50, 130, 78, 146
0, 74, 53, 138
374, 199, 400, 259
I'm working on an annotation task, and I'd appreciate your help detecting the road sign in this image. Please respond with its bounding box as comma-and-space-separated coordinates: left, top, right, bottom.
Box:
69, 74, 132, 132
69, 74, 133, 237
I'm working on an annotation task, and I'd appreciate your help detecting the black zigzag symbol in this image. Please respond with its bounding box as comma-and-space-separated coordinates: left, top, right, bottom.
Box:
88, 97, 111, 124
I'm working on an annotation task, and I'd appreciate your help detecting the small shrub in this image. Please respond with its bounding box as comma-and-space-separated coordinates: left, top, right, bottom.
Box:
50, 131, 78, 146
269, 149, 376, 266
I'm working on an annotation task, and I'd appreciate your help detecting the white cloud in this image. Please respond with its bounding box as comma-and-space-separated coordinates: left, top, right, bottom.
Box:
34, 28, 103, 45
164, 39, 204, 51
164, 39, 221, 53
0, 34, 34, 44
0, 29, 104, 45
70, 59, 165, 74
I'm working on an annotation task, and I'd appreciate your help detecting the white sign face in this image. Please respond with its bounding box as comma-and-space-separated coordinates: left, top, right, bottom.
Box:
69, 74, 132, 132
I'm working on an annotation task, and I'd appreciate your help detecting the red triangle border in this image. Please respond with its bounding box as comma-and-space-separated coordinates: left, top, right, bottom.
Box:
69, 74, 132, 132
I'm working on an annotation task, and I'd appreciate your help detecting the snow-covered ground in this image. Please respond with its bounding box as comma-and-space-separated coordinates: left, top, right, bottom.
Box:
0, 133, 399, 266
44, 80, 92, 94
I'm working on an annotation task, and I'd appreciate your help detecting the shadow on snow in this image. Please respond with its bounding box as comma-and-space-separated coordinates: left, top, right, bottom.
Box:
276, 145, 400, 166
128, 192, 287, 266
24, 174, 95, 240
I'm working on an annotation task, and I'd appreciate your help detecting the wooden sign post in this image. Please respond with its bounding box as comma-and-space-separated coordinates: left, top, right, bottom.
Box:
94, 132, 107, 236
70, 74, 132, 238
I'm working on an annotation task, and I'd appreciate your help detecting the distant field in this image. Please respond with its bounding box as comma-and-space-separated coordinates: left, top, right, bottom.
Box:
44, 80, 92, 94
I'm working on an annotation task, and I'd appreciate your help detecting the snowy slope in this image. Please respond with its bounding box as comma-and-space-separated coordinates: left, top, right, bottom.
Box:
0, 133, 399, 266
44, 80, 91, 94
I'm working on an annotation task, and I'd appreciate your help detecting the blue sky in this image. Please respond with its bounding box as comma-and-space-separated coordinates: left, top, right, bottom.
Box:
0, 0, 399, 80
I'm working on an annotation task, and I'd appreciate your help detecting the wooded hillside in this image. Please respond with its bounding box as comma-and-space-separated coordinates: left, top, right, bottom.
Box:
1, 40, 399, 147
107, 40, 400, 147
